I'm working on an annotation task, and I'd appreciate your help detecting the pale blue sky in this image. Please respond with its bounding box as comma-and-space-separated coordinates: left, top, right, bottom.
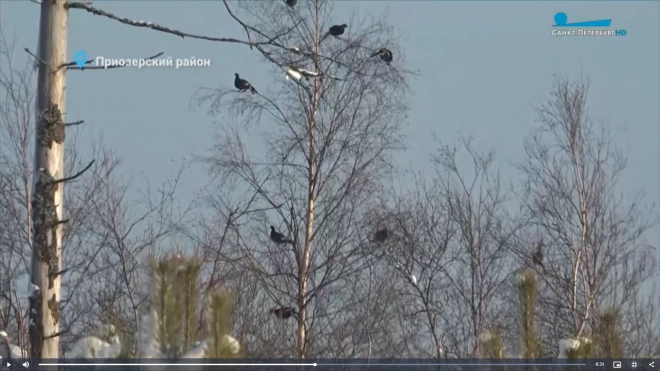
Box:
1, 1, 659, 251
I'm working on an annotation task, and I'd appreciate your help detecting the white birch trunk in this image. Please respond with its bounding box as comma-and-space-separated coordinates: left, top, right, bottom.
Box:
295, 0, 322, 359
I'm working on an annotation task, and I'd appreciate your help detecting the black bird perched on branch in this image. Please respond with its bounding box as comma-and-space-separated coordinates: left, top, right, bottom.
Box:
322, 24, 347, 42
532, 239, 544, 268
370, 48, 393, 65
372, 227, 389, 243
270, 306, 297, 320
234, 73, 257, 94
285, 0, 297, 7
270, 226, 293, 244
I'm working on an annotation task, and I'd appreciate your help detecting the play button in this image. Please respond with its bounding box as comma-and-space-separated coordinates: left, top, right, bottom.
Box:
6, 362, 11, 367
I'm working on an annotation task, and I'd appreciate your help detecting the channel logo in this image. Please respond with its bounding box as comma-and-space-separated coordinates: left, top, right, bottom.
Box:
551, 12, 627, 37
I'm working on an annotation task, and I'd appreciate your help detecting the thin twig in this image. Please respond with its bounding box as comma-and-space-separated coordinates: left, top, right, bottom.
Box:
53, 160, 95, 185
24, 48, 45, 68
222, 0, 253, 50
222, 0, 304, 66
64, 120, 84, 127
60, 52, 164, 71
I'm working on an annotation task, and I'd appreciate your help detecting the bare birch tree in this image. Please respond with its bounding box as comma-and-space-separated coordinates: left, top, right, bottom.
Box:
515, 76, 658, 355
429, 137, 521, 357
378, 181, 454, 359
190, 0, 411, 358
385, 138, 522, 358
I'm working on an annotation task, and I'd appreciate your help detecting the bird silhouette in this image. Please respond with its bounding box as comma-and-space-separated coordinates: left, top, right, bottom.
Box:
532, 239, 544, 268
270, 226, 293, 244
370, 48, 393, 65
270, 306, 298, 320
322, 24, 347, 42
372, 227, 389, 243
285, 0, 297, 7
234, 73, 258, 94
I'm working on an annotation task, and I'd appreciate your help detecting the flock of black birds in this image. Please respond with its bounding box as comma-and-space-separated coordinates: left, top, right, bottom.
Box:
269, 226, 296, 321
268, 225, 390, 320
268, 223, 546, 320
233, 0, 394, 96
261, 0, 540, 321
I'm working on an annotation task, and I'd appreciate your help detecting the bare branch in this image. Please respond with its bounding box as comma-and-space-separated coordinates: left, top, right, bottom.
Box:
65, 2, 275, 48
53, 159, 95, 184
48, 269, 69, 278
64, 120, 84, 127
44, 326, 69, 339
23, 47, 45, 69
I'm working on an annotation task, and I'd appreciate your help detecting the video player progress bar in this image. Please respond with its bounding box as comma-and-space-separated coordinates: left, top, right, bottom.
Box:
38, 363, 588, 367
38, 364, 318, 367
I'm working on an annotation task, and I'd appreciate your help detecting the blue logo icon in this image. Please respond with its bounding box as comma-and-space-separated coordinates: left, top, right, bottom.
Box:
73, 51, 88, 69
553, 12, 611, 27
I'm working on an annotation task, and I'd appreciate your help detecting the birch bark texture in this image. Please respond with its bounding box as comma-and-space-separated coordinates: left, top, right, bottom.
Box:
29, 0, 68, 359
